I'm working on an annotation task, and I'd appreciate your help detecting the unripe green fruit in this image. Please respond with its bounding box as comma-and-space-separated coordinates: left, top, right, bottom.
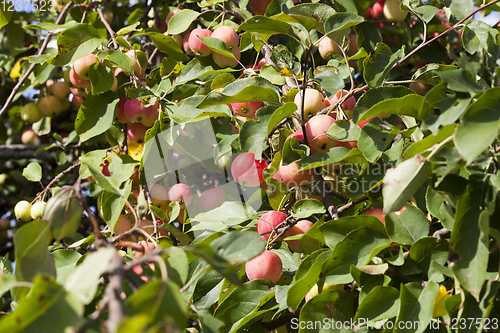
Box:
31, 201, 46, 220
383, 0, 408, 22
0, 173, 6, 186
21, 103, 42, 123
15, 200, 32, 222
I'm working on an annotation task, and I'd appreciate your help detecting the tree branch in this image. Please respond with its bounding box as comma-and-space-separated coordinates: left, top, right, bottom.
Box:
97, 7, 118, 49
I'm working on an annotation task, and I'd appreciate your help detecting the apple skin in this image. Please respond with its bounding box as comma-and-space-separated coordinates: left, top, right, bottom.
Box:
21, 130, 40, 145
114, 214, 133, 234
346, 34, 359, 57
72, 95, 84, 109
73, 53, 99, 79
329, 89, 356, 112
383, 0, 407, 22
372, 0, 385, 20
409, 81, 431, 96
21, 103, 42, 123
149, 184, 169, 206
305, 282, 344, 302
116, 97, 130, 124
52, 81, 70, 99
231, 152, 268, 187
256, 211, 288, 240
245, 250, 282, 283
251, 0, 272, 15
364, 208, 385, 225
124, 99, 153, 123
231, 102, 262, 118
69, 87, 87, 98
211, 26, 239, 52
38, 95, 62, 118
30, 201, 46, 220
294, 89, 327, 122
199, 187, 226, 211
183, 32, 194, 55
284, 220, 313, 252
305, 115, 339, 154
168, 183, 193, 208
140, 100, 160, 127
318, 36, 342, 60
125, 49, 147, 77
15, 200, 32, 222
127, 123, 149, 144
188, 28, 213, 57
279, 161, 315, 187
213, 48, 241, 68
69, 67, 91, 88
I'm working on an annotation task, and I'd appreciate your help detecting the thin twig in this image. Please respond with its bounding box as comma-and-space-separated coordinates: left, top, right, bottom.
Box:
97, 7, 118, 49
333, 195, 369, 219
104, 253, 125, 333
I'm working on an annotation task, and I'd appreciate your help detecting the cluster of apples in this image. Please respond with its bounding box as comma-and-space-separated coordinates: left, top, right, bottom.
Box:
14, 200, 46, 222
364, 0, 408, 23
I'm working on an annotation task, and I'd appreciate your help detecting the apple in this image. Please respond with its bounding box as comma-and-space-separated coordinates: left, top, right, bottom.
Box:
329, 89, 356, 112
21, 129, 40, 145
188, 28, 213, 57
305, 282, 344, 302
72, 95, 84, 109
383, 0, 407, 22
69, 87, 86, 98
346, 34, 359, 57
231, 102, 262, 118
272, 169, 284, 182
251, 0, 272, 15
149, 183, 169, 206
125, 49, 147, 77
245, 250, 282, 283
139, 218, 155, 235
45, 79, 54, 93
172, 34, 183, 49
21, 103, 42, 123
318, 36, 342, 60
30, 201, 46, 220
256, 211, 288, 240
211, 26, 239, 52
284, 220, 313, 252
217, 154, 232, 171
110, 77, 118, 92
231, 152, 268, 187
305, 115, 339, 154
213, 48, 241, 68
59, 98, 70, 111
52, 81, 70, 99
38, 95, 62, 117
15, 200, 32, 222
279, 161, 315, 187
364, 208, 385, 225
114, 214, 132, 234
124, 99, 154, 123
116, 97, 130, 124
409, 81, 431, 96
69, 67, 91, 88
73, 54, 99, 79
199, 187, 226, 211
294, 89, 327, 122
127, 123, 149, 144
183, 32, 194, 55
168, 183, 193, 208
140, 100, 160, 127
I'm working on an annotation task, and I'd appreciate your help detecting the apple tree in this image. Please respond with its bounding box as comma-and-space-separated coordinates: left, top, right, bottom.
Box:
0, 0, 500, 331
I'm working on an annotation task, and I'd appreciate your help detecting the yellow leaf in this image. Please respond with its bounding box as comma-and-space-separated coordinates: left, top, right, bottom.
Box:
10, 57, 29, 79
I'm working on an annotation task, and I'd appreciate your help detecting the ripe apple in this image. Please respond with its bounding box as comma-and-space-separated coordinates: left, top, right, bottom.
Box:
199, 187, 226, 211
140, 100, 160, 127
211, 26, 241, 67
329, 89, 356, 112
305, 115, 339, 154
52, 81, 70, 99
318, 36, 342, 60
409, 81, 431, 96
305, 282, 344, 302
231, 102, 262, 118
256, 211, 288, 240
72, 95, 84, 109
188, 28, 213, 57
69, 87, 86, 97
21, 103, 42, 123
116, 97, 130, 124
124, 99, 153, 123
364, 208, 385, 225
346, 34, 359, 57
279, 161, 315, 187
127, 123, 149, 144
149, 183, 169, 206
284, 220, 313, 252
73, 53, 99, 79
383, 0, 407, 22
21, 129, 40, 145
38, 95, 62, 117
183, 32, 194, 55
59, 97, 70, 111
114, 214, 132, 234
294, 89, 327, 122
245, 250, 282, 283
125, 49, 147, 77
139, 218, 155, 235
15, 200, 32, 222
168, 183, 193, 208
231, 152, 268, 187
30, 201, 46, 220
69, 67, 91, 88
251, 0, 272, 15
272, 169, 284, 182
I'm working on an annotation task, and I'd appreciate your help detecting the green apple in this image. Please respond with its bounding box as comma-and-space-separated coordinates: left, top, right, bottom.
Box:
15, 200, 32, 222
21, 103, 42, 123
31, 201, 46, 220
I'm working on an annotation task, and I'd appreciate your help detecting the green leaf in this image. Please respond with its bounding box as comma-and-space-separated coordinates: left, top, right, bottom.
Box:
0, 6, 13, 30
354, 21, 383, 53
193, 270, 224, 309
192, 202, 257, 227
288, 3, 337, 33
462, 20, 498, 54
145, 32, 184, 62
436, 69, 485, 93
100, 188, 130, 231
47, 24, 102, 67
51, 249, 82, 285
167, 96, 232, 123
324, 13, 364, 34
313, 67, 344, 97
43, 188, 83, 242
321, 216, 388, 250
353, 85, 414, 122
98, 49, 135, 75
175, 58, 236, 86
238, 16, 296, 38
293, 199, 325, 218
454, 87, 500, 165
272, 12, 318, 32
394, 282, 439, 333
298, 290, 354, 329
88, 62, 114, 96
354, 286, 400, 321
363, 43, 404, 87
0, 275, 83, 333
298, 146, 359, 171
259, 64, 286, 85
239, 107, 275, 160
383, 155, 432, 215
267, 102, 296, 135
75, 92, 119, 142
385, 205, 430, 245
413, 5, 440, 23
22, 162, 42, 182
198, 36, 237, 59
209, 231, 266, 265
357, 94, 425, 124
167, 9, 200, 35
408, 237, 448, 282
426, 186, 454, 230
403, 124, 456, 159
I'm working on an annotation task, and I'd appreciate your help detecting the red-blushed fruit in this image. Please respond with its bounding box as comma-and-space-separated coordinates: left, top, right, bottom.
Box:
73, 53, 99, 79
69, 67, 91, 88
149, 183, 169, 206
272, 170, 284, 182
286, 131, 304, 142
52, 81, 70, 99
125, 49, 147, 77
21, 129, 40, 145
116, 97, 130, 124
231, 152, 268, 187
140, 100, 160, 127
364, 208, 385, 225
305, 115, 339, 154
256, 211, 288, 240
318, 36, 342, 60
213, 48, 241, 68
294, 89, 327, 122
199, 187, 226, 211
394, 206, 407, 216
168, 183, 193, 208
329, 89, 356, 112
124, 99, 153, 123
246, 250, 282, 283
139, 218, 155, 235
372, 0, 385, 20
69, 87, 86, 98
211, 25, 239, 52
279, 161, 315, 187
284, 220, 313, 252
189, 28, 213, 57
114, 214, 133, 234
38, 95, 62, 117
21, 103, 42, 123
346, 34, 359, 57
46, 79, 55, 92
72, 95, 84, 109
127, 123, 149, 144
231, 102, 262, 118
251, 0, 272, 15
383, 0, 407, 22
409, 81, 431, 96
183, 32, 194, 55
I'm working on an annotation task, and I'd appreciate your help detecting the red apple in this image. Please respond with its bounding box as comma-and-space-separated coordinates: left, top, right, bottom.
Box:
183, 32, 194, 55
125, 49, 147, 77
231, 102, 262, 118
199, 187, 226, 211
140, 100, 160, 127
114, 214, 132, 234
329, 89, 356, 112
279, 161, 315, 187
256, 211, 288, 240
372, 0, 385, 20
318, 36, 342, 60
21, 129, 40, 145
231, 152, 268, 187
294, 89, 327, 122
168, 183, 193, 208
213, 48, 241, 68
116, 97, 130, 124
73, 53, 99, 79
245, 250, 282, 283
285, 220, 313, 252
251, 0, 272, 15
188, 28, 213, 57
72, 95, 84, 109
69, 67, 91, 88
149, 184, 169, 206
127, 122, 149, 144
305, 115, 339, 154
69, 87, 86, 97
211, 26, 239, 52
124, 99, 154, 123
364, 208, 385, 225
